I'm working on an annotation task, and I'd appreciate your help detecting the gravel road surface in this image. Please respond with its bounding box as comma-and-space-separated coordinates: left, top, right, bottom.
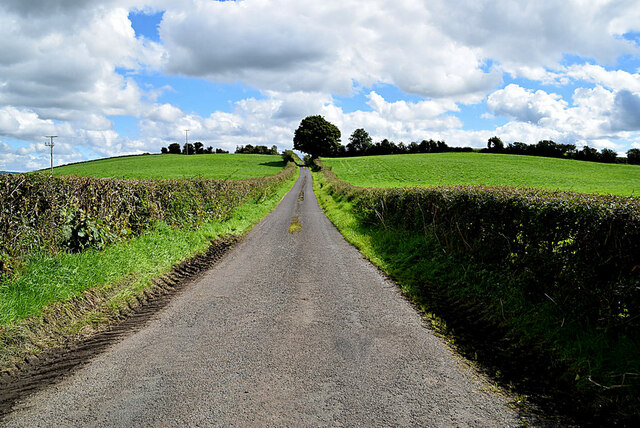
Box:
3, 168, 520, 427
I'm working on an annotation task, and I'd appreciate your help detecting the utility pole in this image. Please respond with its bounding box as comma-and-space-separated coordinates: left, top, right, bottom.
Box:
45, 136, 57, 174
184, 129, 189, 155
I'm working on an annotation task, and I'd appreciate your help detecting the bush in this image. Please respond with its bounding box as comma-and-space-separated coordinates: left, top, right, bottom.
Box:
281, 150, 296, 164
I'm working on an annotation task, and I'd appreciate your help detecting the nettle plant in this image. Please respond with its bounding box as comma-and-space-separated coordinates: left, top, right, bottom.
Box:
60, 207, 117, 253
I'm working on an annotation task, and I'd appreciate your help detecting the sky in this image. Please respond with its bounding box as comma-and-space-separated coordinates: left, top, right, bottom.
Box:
1, 0, 640, 172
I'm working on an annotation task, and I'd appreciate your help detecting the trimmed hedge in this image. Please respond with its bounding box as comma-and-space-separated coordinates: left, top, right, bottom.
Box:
319, 164, 640, 337
0, 162, 295, 276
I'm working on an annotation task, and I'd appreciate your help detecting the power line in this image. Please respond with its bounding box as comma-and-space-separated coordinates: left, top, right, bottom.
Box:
45, 136, 57, 174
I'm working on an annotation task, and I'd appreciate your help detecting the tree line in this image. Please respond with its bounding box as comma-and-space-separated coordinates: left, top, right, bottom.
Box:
482, 137, 640, 164
161, 142, 229, 155
161, 142, 281, 156
293, 115, 640, 165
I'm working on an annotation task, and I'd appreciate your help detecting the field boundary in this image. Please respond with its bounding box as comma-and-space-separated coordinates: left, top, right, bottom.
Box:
313, 160, 640, 425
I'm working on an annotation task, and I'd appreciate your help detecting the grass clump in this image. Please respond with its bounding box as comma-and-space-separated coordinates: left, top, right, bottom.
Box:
322, 152, 640, 196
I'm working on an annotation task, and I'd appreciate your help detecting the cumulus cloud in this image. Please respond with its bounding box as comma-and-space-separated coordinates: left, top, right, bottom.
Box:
486, 83, 640, 149
610, 90, 640, 131
430, 0, 638, 67
487, 84, 567, 124
2, 0, 640, 172
158, 0, 501, 100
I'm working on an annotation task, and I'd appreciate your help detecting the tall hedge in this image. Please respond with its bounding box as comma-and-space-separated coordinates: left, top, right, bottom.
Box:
319, 165, 640, 335
0, 162, 295, 275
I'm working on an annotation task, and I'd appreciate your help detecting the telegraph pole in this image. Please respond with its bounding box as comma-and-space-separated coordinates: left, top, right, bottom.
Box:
45, 136, 57, 174
184, 129, 189, 155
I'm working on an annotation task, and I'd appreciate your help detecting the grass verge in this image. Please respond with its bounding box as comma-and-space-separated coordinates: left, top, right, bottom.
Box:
312, 169, 640, 425
0, 166, 299, 369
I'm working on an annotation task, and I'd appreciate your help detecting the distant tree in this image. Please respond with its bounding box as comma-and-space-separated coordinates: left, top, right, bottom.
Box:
293, 115, 341, 158
408, 141, 420, 153
505, 142, 528, 155
215, 148, 229, 154
575, 146, 601, 162
194, 142, 204, 154
168, 143, 181, 154
182, 143, 194, 155
346, 128, 373, 156
204, 146, 213, 154
627, 148, 640, 165
600, 148, 618, 163
161, 147, 168, 154
487, 136, 504, 151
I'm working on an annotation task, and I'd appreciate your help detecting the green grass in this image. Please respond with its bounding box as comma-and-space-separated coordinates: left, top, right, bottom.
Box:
322, 153, 640, 196
45, 153, 285, 180
0, 167, 298, 325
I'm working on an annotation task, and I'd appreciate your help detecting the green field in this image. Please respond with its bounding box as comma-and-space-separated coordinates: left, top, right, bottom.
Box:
46, 154, 285, 180
322, 153, 640, 196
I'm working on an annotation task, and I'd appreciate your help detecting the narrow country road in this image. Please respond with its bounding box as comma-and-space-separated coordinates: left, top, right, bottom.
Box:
3, 168, 520, 427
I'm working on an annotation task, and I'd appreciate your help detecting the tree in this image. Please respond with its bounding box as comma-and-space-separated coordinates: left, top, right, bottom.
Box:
161, 147, 168, 154
487, 136, 504, 151
182, 143, 194, 155
194, 142, 204, 154
600, 148, 618, 163
575, 146, 600, 162
627, 148, 640, 165
347, 128, 372, 155
215, 148, 229, 154
168, 143, 181, 154
293, 115, 341, 158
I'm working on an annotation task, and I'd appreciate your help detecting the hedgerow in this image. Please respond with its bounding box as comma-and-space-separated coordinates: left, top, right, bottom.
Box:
0, 162, 295, 277
317, 161, 640, 420
320, 164, 640, 335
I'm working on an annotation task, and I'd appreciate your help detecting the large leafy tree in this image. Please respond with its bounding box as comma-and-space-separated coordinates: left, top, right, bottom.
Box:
293, 115, 341, 158
346, 128, 373, 155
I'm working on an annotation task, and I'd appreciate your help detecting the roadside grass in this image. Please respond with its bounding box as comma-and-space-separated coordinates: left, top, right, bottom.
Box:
313, 170, 640, 423
322, 153, 640, 196
0, 167, 298, 355
44, 153, 285, 180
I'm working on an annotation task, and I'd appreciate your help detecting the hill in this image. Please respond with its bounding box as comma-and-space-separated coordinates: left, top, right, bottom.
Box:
322, 152, 640, 196
42, 154, 285, 180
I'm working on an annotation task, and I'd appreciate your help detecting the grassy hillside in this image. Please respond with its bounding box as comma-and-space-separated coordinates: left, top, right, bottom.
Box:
46, 154, 285, 180
322, 153, 640, 196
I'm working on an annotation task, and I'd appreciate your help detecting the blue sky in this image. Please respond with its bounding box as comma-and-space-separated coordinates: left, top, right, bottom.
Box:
1, 0, 640, 171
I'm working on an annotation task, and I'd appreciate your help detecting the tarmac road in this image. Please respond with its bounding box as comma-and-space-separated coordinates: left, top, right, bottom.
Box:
3, 168, 520, 427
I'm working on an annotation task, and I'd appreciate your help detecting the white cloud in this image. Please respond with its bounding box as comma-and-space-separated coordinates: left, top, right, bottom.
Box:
486, 83, 640, 148
158, 0, 501, 100
2, 0, 640, 172
487, 84, 568, 124
430, 0, 638, 67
